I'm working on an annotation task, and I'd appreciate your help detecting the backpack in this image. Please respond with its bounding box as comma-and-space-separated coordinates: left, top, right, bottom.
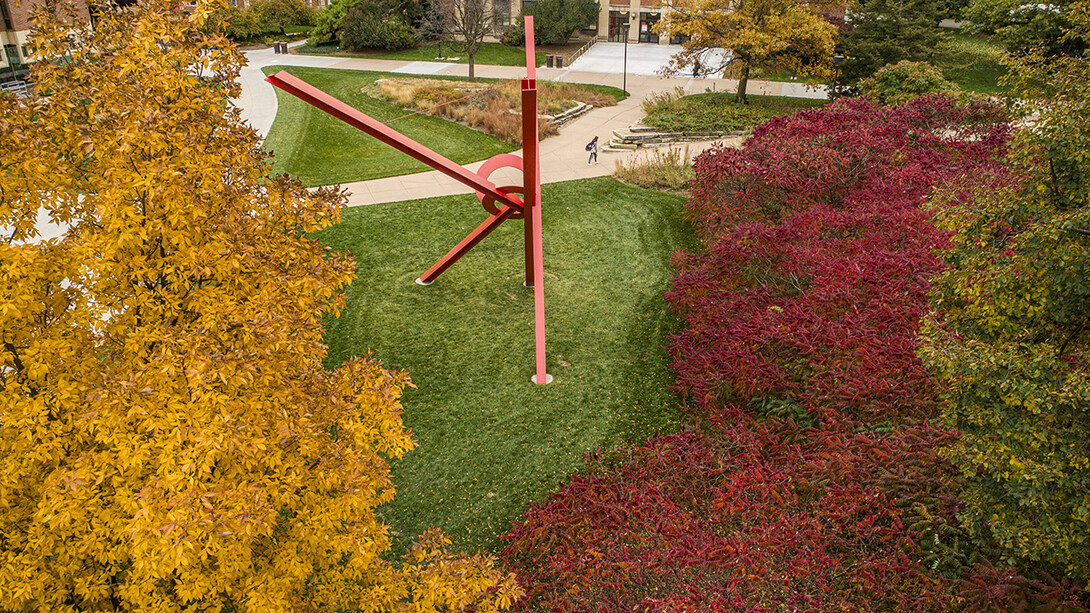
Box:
585, 141, 594, 151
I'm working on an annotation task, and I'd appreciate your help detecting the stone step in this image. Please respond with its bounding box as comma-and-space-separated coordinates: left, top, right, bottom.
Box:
612, 128, 670, 141
606, 140, 638, 151
552, 102, 591, 126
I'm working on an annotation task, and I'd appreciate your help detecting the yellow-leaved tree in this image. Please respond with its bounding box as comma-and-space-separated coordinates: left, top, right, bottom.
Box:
659, 0, 839, 102
0, 1, 521, 611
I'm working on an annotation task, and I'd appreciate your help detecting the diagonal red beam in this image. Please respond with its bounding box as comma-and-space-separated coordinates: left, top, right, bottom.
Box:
266, 71, 525, 213
418, 206, 516, 284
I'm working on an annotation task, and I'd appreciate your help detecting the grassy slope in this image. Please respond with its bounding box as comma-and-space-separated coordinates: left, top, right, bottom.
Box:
939, 30, 1010, 94
294, 42, 546, 68
642, 92, 827, 133
262, 65, 514, 186
315, 177, 695, 553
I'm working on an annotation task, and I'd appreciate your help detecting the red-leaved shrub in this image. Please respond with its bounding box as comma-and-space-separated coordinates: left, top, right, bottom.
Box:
501, 96, 1084, 611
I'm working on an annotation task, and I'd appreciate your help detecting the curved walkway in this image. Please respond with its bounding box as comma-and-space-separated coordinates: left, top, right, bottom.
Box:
234, 44, 823, 206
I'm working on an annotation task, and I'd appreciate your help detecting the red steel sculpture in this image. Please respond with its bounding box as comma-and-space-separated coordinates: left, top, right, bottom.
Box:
266, 18, 551, 384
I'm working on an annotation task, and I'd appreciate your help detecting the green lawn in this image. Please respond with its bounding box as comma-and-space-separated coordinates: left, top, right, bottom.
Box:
314, 177, 694, 553
294, 42, 546, 68
642, 92, 827, 133
938, 30, 1010, 94
262, 65, 514, 186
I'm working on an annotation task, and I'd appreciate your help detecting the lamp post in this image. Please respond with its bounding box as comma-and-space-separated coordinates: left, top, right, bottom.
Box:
621, 22, 631, 94
831, 55, 845, 100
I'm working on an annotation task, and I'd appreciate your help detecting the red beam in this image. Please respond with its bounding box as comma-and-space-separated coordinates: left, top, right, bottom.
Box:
523, 16, 549, 385
525, 15, 537, 80
417, 207, 516, 284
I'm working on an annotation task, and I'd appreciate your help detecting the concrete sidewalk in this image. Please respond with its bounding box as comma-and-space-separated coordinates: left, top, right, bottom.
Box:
234, 43, 822, 207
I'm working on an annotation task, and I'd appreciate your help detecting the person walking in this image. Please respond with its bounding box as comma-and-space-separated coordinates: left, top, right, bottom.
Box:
586, 135, 598, 165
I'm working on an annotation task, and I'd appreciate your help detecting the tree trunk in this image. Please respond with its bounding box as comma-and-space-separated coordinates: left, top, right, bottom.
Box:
736, 63, 750, 104
468, 46, 477, 81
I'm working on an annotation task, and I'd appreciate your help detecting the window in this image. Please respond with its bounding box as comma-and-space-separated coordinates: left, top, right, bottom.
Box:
493, 0, 510, 31
608, 10, 631, 42
4, 44, 21, 65
638, 12, 659, 43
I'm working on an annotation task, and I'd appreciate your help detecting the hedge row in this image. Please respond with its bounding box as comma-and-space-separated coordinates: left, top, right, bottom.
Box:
500, 97, 1085, 611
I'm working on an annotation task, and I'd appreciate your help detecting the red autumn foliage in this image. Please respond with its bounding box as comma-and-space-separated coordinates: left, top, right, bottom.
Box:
500, 96, 1085, 611
501, 420, 960, 612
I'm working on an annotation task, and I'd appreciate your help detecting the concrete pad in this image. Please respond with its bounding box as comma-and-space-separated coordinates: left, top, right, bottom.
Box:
392, 61, 455, 75
780, 81, 829, 99
566, 43, 734, 78
567, 42, 687, 76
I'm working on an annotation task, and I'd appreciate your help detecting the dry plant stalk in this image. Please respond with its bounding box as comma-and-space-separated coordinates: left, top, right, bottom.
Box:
375, 78, 611, 143
613, 145, 696, 192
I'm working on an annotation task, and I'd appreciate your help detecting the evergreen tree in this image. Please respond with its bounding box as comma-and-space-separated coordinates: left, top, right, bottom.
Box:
965, 0, 1085, 58
840, 0, 945, 81
524, 0, 599, 44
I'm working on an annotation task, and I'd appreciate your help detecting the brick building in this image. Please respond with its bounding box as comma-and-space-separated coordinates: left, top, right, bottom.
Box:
1, 0, 91, 81
510, 0, 684, 45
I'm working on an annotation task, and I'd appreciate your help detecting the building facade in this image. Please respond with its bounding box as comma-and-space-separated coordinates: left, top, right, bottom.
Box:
1, 0, 91, 81
509, 0, 682, 45
597, 0, 682, 45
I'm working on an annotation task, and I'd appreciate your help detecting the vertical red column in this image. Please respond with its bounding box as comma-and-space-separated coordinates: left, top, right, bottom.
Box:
522, 18, 537, 288
522, 80, 536, 288
523, 17, 550, 385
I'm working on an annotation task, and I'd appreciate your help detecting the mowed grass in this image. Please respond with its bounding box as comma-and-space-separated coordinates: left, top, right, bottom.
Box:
642, 91, 827, 133
315, 177, 694, 553
939, 30, 1010, 94
262, 65, 514, 186
294, 42, 546, 68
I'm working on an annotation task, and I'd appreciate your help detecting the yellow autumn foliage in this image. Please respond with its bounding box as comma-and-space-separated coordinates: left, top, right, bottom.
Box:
660, 0, 839, 102
0, 1, 521, 611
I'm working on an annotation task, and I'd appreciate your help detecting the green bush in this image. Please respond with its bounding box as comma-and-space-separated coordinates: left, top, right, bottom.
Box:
214, 0, 312, 41
217, 4, 264, 40
501, 20, 525, 46
252, 0, 315, 34
859, 60, 961, 105
309, 0, 423, 46
339, 4, 417, 50
308, 0, 347, 45
524, 0, 599, 45
504, 0, 597, 46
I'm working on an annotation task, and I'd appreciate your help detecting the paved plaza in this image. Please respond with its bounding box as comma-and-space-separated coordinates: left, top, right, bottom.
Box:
565, 42, 731, 79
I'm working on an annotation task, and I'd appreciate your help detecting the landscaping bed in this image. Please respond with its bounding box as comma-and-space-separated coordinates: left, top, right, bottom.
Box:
640, 89, 827, 133
371, 77, 621, 143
